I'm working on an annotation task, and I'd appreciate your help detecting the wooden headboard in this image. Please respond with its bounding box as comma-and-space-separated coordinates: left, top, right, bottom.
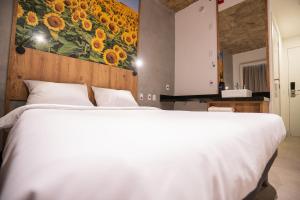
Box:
5, 2, 137, 112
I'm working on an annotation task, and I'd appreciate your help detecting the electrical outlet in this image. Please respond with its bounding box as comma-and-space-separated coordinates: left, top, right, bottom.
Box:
165, 84, 170, 91
147, 94, 152, 101
152, 94, 157, 101
139, 93, 144, 101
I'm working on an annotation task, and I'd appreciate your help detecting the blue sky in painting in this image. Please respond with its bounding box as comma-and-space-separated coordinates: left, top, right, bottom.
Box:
118, 0, 140, 12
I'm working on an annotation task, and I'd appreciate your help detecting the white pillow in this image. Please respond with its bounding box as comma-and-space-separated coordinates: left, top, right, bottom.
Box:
24, 80, 93, 106
92, 87, 138, 107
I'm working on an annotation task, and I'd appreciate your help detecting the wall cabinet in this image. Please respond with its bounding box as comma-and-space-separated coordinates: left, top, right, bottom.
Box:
175, 0, 218, 95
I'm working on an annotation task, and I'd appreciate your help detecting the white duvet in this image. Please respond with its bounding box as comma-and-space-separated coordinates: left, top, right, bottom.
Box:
0, 105, 286, 200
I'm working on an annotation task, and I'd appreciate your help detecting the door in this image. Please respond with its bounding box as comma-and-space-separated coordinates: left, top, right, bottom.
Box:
288, 47, 300, 136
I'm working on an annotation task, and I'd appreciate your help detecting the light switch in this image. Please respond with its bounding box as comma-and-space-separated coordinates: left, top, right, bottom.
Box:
152, 94, 157, 101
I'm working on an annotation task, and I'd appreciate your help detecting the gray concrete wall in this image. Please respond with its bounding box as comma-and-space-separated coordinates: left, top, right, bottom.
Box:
137, 0, 175, 107
0, 0, 14, 117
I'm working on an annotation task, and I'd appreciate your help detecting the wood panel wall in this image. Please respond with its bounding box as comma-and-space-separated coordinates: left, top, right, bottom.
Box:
5, 1, 137, 112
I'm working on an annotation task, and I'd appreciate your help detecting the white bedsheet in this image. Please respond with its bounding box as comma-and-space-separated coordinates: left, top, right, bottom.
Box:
0, 105, 286, 200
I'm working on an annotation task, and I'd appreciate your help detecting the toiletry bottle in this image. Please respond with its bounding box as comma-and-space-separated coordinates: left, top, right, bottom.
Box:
218, 73, 225, 95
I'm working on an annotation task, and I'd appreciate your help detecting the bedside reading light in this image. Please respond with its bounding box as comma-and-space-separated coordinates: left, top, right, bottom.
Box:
131, 58, 143, 76
16, 33, 46, 54
135, 59, 143, 68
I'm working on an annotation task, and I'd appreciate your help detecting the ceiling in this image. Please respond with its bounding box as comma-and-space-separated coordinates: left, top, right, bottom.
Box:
218, 0, 267, 54
158, 0, 198, 12
272, 0, 300, 39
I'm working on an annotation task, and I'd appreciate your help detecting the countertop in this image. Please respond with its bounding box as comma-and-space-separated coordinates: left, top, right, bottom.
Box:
160, 92, 270, 102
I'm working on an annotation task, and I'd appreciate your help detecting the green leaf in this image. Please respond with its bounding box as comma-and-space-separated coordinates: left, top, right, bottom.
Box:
89, 55, 101, 63
57, 41, 82, 55
66, 31, 78, 37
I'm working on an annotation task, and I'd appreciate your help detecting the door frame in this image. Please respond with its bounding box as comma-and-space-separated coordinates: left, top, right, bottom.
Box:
270, 18, 281, 115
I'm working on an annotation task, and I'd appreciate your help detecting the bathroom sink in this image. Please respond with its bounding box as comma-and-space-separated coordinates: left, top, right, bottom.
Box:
221, 89, 252, 98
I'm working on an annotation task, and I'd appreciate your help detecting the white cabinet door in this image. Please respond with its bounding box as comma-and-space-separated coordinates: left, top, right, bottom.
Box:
175, 0, 218, 95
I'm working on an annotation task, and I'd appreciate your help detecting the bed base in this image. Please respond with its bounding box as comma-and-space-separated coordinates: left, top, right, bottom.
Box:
243, 150, 278, 200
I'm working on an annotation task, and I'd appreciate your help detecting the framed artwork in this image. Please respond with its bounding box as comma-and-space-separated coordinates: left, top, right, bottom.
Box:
16, 0, 140, 69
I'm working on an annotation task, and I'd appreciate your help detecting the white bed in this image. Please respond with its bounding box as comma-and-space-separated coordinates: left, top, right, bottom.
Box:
0, 105, 286, 200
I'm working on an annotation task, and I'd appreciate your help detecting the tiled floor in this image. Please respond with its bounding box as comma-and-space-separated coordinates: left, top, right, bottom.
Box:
269, 137, 300, 200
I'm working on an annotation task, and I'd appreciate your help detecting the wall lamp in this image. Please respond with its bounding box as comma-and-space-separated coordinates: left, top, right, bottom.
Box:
131, 59, 143, 76
16, 33, 46, 54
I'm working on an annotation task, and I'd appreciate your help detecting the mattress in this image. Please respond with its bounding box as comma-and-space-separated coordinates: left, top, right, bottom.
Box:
0, 105, 286, 200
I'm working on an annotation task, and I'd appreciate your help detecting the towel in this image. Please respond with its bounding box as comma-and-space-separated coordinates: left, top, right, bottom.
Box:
208, 106, 235, 112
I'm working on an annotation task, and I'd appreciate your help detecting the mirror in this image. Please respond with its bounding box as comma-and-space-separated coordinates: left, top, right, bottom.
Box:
218, 0, 269, 92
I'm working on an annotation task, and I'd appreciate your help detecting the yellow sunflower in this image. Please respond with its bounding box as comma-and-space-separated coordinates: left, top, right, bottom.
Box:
122, 32, 134, 46
131, 31, 138, 41
52, 1, 65, 13
99, 13, 110, 25
63, 0, 72, 7
107, 22, 119, 34
95, 28, 106, 40
79, 1, 89, 11
118, 50, 127, 61
71, 10, 80, 23
26, 11, 38, 27
82, 19, 92, 31
79, 10, 87, 20
113, 45, 121, 52
17, 4, 24, 18
43, 13, 65, 32
91, 37, 104, 53
92, 5, 102, 15
117, 19, 125, 27
70, 0, 79, 8
103, 49, 119, 66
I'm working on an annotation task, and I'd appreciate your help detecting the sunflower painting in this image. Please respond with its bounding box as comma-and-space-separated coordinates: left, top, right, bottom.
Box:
15, 0, 140, 68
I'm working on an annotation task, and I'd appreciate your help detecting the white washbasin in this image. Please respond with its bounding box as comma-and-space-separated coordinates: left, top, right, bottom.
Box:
221, 89, 252, 98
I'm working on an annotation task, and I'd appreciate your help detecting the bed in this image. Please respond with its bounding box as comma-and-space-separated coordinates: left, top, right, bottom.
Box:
0, 104, 286, 200
2, 3, 286, 198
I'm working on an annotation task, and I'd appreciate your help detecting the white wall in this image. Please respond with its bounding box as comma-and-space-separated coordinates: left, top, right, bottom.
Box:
218, 0, 246, 11
175, 0, 218, 95
232, 48, 267, 88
